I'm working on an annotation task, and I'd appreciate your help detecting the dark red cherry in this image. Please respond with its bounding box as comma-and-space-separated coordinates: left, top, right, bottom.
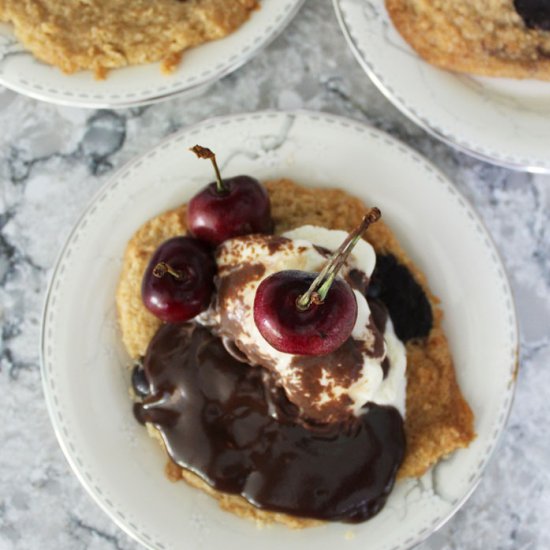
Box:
187, 145, 272, 246
253, 208, 382, 356
141, 236, 216, 323
254, 270, 358, 356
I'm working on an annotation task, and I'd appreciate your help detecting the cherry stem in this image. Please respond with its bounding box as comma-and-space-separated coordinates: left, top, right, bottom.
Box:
190, 145, 227, 194
152, 262, 185, 281
296, 207, 381, 310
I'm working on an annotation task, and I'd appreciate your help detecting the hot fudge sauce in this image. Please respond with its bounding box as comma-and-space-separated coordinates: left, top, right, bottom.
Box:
129, 232, 438, 523
134, 323, 405, 522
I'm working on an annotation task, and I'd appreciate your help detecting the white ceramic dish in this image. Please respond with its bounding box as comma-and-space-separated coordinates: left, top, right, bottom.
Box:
334, 0, 550, 173
0, 0, 303, 108
41, 111, 518, 550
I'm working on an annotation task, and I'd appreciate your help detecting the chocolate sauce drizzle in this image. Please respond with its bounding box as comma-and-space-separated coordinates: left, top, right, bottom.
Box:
131, 251, 436, 522
134, 324, 405, 522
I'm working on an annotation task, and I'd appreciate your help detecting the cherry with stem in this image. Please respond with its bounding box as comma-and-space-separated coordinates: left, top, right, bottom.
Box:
187, 145, 273, 246
296, 208, 381, 310
152, 262, 184, 280
189, 145, 226, 194
142, 236, 216, 323
253, 208, 381, 356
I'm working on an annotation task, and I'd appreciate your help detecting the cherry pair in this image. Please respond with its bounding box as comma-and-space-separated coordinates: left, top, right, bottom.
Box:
142, 145, 271, 323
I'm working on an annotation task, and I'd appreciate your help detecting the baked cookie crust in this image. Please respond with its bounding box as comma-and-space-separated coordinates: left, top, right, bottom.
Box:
117, 178, 475, 526
0, 0, 258, 78
386, 0, 550, 80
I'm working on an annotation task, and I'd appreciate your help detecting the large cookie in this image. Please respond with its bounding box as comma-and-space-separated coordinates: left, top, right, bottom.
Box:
386, 0, 550, 80
116, 179, 475, 526
0, 0, 257, 78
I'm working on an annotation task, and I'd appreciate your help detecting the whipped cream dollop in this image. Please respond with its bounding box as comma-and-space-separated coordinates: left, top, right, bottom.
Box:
197, 226, 407, 423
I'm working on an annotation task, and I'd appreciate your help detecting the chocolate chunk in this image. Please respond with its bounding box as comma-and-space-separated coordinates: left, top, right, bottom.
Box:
514, 0, 550, 31
368, 254, 433, 341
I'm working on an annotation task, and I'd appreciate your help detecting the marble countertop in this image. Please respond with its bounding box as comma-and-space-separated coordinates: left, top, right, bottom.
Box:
1, 1, 549, 549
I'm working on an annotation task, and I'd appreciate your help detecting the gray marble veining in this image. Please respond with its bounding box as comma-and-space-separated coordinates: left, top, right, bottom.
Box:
0, 1, 549, 549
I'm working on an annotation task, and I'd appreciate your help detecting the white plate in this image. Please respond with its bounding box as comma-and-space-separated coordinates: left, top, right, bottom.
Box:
334, 0, 550, 172
0, 1, 303, 108
41, 111, 518, 550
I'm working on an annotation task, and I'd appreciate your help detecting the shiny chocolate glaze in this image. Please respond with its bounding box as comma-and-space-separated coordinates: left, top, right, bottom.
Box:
514, 0, 550, 31
134, 323, 405, 522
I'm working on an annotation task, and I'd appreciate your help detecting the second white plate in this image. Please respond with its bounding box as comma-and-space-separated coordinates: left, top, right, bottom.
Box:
334, 0, 550, 172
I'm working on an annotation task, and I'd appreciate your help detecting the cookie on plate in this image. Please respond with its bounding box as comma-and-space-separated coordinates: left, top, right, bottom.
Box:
117, 178, 475, 526
386, 0, 550, 80
0, 0, 258, 78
